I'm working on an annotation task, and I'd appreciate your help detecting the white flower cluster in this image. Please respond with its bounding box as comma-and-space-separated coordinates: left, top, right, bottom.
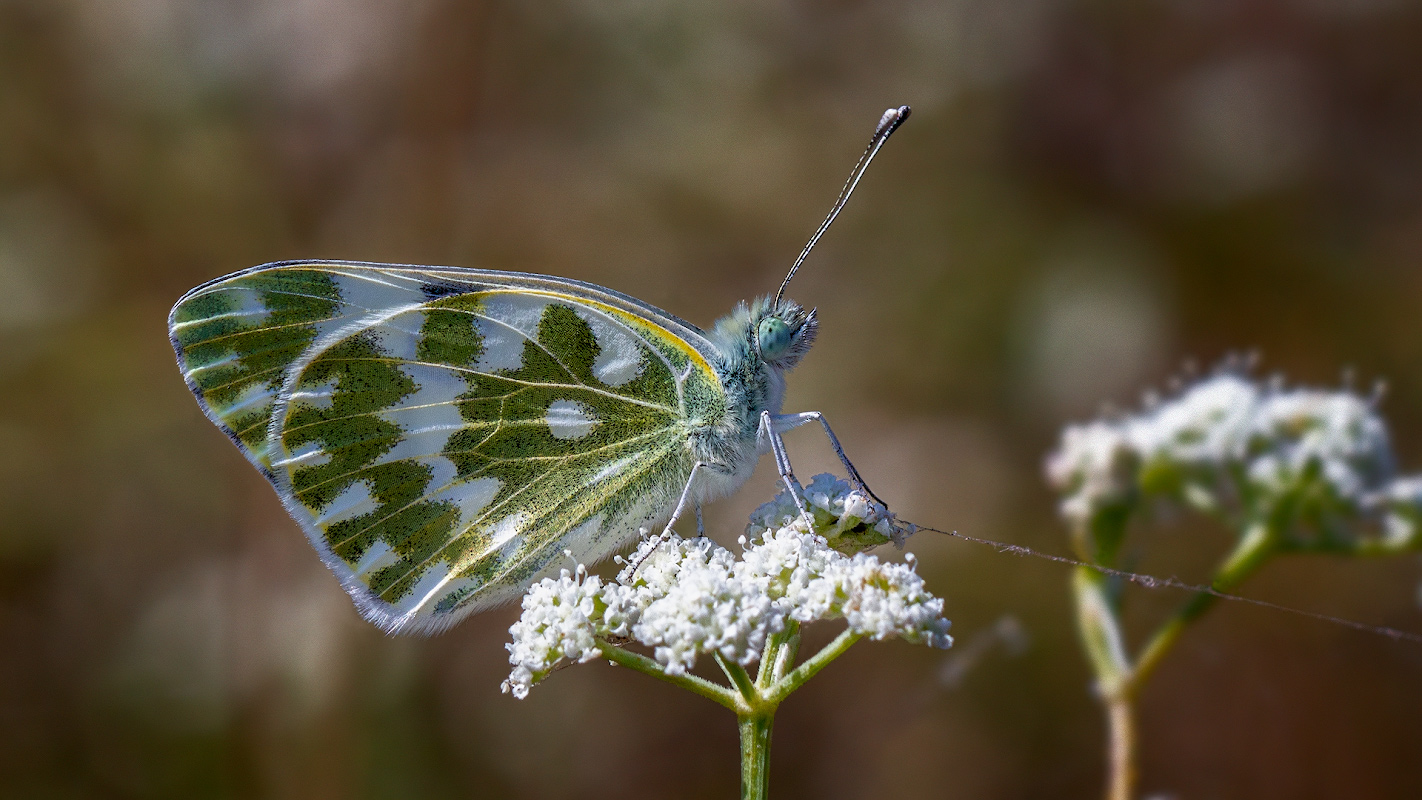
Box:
745, 473, 911, 553
501, 483, 949, 699
1046, 372, 1417, 541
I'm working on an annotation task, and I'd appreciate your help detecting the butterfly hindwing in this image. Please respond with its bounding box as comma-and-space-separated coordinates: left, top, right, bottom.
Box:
171, 262, 728, 633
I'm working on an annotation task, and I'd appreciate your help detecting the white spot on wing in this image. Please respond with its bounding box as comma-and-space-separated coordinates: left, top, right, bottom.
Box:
371, 309, 424, 361
575, 308, 645, 386
401, 561, 453, 617
334, 271, 425, 312
472, 294, 553, 373
431, 476, 501, 527
424, 457, 458, 493
353, 540, 401, 578
564, 514, 604, 549
316, 480, 375, 526
219, 382, 274, 418
546, 399, 598, 440
377, 364, 468, 468
592, 454, 639, 484
312, 271, 426, 341
486, 512, 528, 552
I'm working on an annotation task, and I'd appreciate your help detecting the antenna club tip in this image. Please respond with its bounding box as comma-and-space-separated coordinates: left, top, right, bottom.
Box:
877, 105, 912, 136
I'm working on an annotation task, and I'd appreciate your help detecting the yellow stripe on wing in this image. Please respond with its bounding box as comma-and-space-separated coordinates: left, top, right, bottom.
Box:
485, 289, 723, 391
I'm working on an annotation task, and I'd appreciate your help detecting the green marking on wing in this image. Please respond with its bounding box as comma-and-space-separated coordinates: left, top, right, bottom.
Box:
171, 269, 342, 463
416, 304, 484, 366
268, 289, 716, 632
171, 265, 506, 470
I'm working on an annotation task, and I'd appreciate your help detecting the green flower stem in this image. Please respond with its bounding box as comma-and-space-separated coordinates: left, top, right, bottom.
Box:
739, 625, 861, 799
717, 654, 760, 706
720, 651, 775, 799
739, 712, 774, 800
765, 628, 862, 706
727, 630, 799, 800
756, 623, 802, 688
1104, 692, 1137, 800
1073, 566, 1131, 693
599, 642, 743, 712
771, 628, 802, 684
1131, 519, 1276, 688
1077, 517, 1280, 800
755, 633, 781, 686
604, 625, 866, 799
1072, 566, 1137, 800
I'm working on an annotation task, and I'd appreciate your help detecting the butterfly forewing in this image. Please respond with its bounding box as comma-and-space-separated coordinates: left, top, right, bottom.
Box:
171, 262, 727, 633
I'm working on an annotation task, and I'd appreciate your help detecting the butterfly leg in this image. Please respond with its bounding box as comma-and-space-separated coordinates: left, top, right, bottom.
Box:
695, 502, 706, 539
627, 461, 709, 575
759, 411, 814, 526
769, 411, 886, 506
662, 461, 708, 539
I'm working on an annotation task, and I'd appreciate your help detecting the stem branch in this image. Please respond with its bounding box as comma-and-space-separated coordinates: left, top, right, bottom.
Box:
1132, 520, 1276, 687
766, 628, 861, 705
717, 654, 760, 706
1079, 516, 1280, 800
599, 642, 743, 712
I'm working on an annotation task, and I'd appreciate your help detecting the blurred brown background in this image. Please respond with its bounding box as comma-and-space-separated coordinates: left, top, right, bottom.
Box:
3, 0, 1422, 797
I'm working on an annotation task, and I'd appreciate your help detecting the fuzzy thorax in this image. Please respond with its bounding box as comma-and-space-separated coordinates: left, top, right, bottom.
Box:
686, 297, 820, 501
706, 294, 819, 434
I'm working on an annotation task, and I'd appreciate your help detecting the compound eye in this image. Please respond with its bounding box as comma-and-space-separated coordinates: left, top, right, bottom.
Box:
756, 317, 792, 361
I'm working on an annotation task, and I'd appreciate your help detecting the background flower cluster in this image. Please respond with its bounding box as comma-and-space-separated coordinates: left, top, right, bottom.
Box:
1047, 372, 1422, 552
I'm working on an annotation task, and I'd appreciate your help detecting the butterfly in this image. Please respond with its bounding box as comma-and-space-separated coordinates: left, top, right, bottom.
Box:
169, 106, 909, 634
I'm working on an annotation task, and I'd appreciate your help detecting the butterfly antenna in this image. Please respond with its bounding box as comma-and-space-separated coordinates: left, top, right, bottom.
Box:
774, 105, 911, 306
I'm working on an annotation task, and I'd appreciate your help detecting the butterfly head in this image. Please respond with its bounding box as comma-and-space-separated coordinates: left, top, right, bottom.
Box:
754, 296, 819, 369
710, 296, 817, 377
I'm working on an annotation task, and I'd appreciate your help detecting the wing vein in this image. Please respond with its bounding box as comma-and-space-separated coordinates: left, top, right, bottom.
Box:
322, 428, 673, 558
281, 357, 674, 412
377, 435, 681, 608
